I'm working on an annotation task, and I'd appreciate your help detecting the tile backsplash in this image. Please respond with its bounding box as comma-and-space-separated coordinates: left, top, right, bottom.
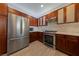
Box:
57, 22, 79, 33
30, 22, 79, 34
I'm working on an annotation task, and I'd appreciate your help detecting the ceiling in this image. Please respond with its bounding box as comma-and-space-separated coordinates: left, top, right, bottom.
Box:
8, 3, 70, 18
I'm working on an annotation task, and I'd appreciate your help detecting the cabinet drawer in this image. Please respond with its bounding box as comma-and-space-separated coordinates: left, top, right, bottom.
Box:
56, 34, 65, 38
66, 35, 78, 42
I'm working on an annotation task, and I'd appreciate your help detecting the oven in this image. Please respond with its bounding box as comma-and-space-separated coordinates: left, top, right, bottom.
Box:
43, 31, 56, 48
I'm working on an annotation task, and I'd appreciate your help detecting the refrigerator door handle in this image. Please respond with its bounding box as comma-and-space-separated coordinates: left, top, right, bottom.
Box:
10, 38, 20, 40
20, 36, 29, 38
10, 36, 29, 40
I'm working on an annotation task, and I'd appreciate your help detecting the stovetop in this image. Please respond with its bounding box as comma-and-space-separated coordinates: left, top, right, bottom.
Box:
44, 30, 57, 32
44, 30, 57, 35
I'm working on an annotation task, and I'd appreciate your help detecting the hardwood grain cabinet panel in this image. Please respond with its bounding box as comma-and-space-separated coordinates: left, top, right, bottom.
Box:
38, 4, 79, 24
0, 16, 7, 55
45, 11, 57, 20
66, 4, 75, 23
75, 3, 79, 22
39, 17, 43, 26
38, 19, 40, 26
56, 34, 79, 56
37, 11, 57, 26
58, 8, 64, 23
45, 15, 49, 21
38, 17, 42, 26
29, 16, 38, 26
42, 16, 46, 25
0, 3, 8, 16
65, 35, 79, 55
30, 32, 43, 43
56, 34, 66, 51
30, 32, 37, 43
38, 16, 47, 26
37, 32, 43, 42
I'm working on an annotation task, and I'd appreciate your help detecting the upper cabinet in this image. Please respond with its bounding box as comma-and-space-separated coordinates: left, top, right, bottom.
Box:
29, 16, 38, 26
38, 11, 57, 26
39, 17, 43, 26
66, 4, 75, 23
58, 8, 65, 23
38, 16, 47, 26
75, 3, 79, 22
57, 4, 79, 24
46, 11, 57, 20
0, 4, 8, 16
42, 16, 46, 25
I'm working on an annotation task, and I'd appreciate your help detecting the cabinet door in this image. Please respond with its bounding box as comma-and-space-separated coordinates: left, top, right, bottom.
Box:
38, 32, 43, 42
0, 16, 7, 55
56, 35, 65, 51
39, 18, 43, 26
66, 36, 79, 55
58, 8, 64, 23
0, 3, 8, 16
29, 18, 38, 26
66, 4, 75, 22
42, 16, 46, 25
30, 32, 37, 43
38, 19, 40, 26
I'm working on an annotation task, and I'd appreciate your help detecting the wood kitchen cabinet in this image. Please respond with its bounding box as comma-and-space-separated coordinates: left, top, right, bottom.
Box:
57, 4, 79, 23
37, 4, 79, 24
0, 3, 8, 55
0, 16, 7, 55
38, 16, 47, 26
38, 17, 43, 26
30, 32, 43, 43
38, 11, 57, 26
56, 34, 65, 51
42, 16, 47, 25
65, 35, 79, 55
57, 8, 66, 24
37, 32, 43, 42
56, 34, 79, 56
45, 11, 57, 20
30, 32, 37, 43
29, 16, 38, 26
66, 4, 75, 23
75, 3, 79, 22
0, 3, 8, 16
66, 4, 79, 22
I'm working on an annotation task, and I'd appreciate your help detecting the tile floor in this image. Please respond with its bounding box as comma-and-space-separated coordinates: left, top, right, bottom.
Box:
11, 41, 68, 56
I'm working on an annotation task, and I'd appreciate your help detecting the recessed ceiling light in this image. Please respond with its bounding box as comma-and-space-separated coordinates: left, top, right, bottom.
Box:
41, 4, 44, 8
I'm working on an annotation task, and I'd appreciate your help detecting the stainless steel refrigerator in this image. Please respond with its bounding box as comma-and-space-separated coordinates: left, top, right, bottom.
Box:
7, 13, 29, 55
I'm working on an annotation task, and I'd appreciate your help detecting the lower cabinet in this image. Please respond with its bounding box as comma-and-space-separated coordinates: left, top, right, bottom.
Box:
56, 35, 65, 51
30, 32, 43, 43
30, 32, 37, 43
37, 32, 43, 42
56, 34, 79, 56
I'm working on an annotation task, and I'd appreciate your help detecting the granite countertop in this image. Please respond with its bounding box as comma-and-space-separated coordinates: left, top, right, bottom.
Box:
29, 31, 43, 32
30, 31, 79, 36
56, 32, 79, 36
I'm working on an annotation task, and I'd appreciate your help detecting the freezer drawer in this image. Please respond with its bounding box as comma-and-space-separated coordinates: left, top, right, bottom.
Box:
20, 36, 29, 48
7, 38, 22, 54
